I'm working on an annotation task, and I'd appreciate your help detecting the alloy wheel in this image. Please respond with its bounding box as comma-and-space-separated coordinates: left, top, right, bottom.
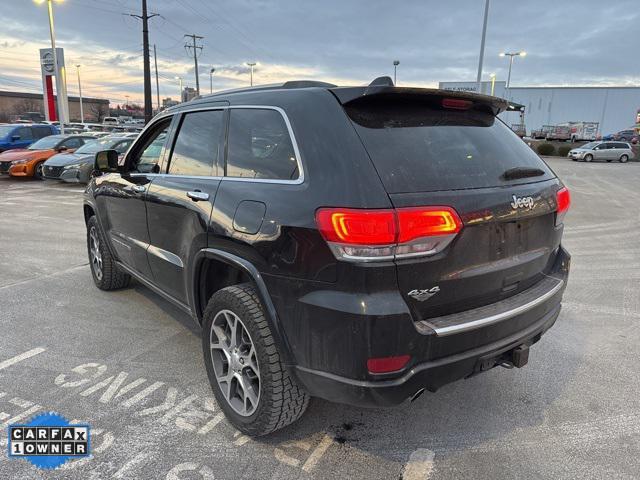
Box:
209, 309, 260, 416
89, 226, 103, 281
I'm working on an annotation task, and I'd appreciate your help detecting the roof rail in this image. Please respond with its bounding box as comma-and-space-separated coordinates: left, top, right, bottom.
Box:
282, 80, 337, 89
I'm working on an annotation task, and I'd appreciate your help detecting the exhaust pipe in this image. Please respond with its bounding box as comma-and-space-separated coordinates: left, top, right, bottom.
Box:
410, 388, 425, 402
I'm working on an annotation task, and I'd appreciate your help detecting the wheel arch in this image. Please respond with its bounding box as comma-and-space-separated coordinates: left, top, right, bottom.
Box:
190, 249, 296, 366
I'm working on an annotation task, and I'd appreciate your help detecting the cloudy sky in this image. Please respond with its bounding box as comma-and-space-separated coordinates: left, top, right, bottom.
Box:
1, 0, 638, 105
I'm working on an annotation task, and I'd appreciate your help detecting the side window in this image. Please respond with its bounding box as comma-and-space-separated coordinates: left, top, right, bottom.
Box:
226, 108, 299, 180
16, 127, 33, 140
615, 143, 628, 149
33, 127, 51, 139
167, 110, 224, 176
62, 137, 84, 149
114, 140, 133, 153
128, 118, 171, 173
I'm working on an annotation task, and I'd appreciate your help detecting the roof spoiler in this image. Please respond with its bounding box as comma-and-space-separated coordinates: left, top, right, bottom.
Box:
330, 86, 509, 115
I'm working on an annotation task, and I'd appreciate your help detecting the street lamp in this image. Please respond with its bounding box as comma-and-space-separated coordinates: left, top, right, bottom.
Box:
209, 67, 215, 94
75, 64, 83, 123
124, 95, 130, 109
34, 0, 65, 133
246, 62, 256, 86
393, 60, 400, 85
175, 76, 183, 102
499, 51, 526, 91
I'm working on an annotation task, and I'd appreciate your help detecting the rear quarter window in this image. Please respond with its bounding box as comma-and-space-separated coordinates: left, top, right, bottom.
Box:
345, 96, 555, 193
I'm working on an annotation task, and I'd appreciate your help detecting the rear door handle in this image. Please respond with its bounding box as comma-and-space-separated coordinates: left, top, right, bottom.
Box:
187, 191, 210, 202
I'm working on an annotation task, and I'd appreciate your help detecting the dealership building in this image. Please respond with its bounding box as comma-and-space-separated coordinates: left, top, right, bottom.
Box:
439, 81, 640, 136
0, 90, 110, 123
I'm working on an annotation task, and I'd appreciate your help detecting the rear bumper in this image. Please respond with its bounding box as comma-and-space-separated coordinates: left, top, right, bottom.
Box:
294, 303, 560, 407
271, 246, 570, 407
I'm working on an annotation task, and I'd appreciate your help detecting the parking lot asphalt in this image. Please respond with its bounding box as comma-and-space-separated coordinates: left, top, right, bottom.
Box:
1, 157, 639, 479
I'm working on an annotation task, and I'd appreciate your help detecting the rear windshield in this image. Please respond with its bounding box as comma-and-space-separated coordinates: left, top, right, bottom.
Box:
345, 97, 555, 193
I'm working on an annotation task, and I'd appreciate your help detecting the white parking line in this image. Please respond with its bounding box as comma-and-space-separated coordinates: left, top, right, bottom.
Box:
402, 448, 435, 480
0, 347, 46, 371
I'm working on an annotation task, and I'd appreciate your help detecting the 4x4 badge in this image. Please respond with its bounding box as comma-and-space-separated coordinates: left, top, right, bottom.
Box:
408, 286, 440, 302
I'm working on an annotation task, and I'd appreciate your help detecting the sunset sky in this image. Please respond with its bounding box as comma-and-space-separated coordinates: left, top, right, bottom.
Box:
1, 0, 637, 106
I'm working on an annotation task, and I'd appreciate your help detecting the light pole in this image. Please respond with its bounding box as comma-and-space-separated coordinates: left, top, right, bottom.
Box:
246, 62, 256, 86
499, 51, 526, 94
393, 60, 400, 85
175, 76, 183, 102
35, 0, 65, 133
209, 67, 215, 94
476, 0, 490, 93
125, 95, 130, 109
489, 73, 496, 96
75, 64, 83, 123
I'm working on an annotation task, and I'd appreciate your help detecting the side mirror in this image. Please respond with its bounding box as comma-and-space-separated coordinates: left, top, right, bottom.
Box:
11, 135, 20, 142
94, 150, 120, 174
57, 146, 68, 152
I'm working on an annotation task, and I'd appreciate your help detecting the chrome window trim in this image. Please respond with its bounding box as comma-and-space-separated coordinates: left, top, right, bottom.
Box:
128, 105, 304, 185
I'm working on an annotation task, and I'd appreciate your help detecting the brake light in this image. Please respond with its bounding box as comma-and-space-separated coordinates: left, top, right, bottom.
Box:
556, 187, 570, 226
316, 206, 463, 262
315, 208, 395, 245
397, 207, 462, 243
367, 355, 411, 374
442, 98, 472, 110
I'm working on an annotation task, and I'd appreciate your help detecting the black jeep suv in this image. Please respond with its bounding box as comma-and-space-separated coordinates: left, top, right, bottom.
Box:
84, 79, 571, 436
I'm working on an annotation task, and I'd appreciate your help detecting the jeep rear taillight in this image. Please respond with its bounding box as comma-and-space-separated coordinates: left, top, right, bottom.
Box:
556, 187, 571, 226
315, 207, 463, 262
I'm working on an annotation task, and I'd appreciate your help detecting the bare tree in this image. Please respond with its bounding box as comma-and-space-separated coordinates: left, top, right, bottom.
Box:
11, 98, 43, 116
89, 103, 109, 122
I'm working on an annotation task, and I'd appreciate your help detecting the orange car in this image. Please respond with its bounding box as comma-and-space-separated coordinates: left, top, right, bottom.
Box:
0, 134, 93, 179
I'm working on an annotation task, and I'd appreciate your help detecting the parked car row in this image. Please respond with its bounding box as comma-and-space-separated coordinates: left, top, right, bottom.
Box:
602, 128, 638, 143
0, 131, 137, 182
532, 122, 600, 142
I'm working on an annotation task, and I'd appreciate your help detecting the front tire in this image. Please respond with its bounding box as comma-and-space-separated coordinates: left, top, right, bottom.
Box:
86, 216, 131, 290
33, 162, 44, 180
584, 154, 593, 162
202, 284, 309, 436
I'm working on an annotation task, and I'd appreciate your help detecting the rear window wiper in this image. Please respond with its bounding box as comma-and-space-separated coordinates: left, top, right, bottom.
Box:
500, 167, 546, 181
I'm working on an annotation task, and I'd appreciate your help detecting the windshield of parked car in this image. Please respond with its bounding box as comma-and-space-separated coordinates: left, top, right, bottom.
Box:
74, 137, 126, 154
0, 125, 15, 137
580, 142, 599, 150
27, 135, 64, 150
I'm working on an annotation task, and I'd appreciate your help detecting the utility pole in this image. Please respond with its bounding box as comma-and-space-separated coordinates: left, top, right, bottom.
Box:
153, 44, 160, 111
76, 64, 83, 123
130, 0, 158, 124
185, 34, 204, 96
246, 62, 256, 86
476, 0, 490, 93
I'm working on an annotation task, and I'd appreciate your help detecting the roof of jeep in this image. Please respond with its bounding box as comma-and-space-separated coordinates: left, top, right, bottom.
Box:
165, 80, 510, 115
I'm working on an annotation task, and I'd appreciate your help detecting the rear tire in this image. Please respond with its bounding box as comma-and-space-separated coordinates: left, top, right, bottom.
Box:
584, 154, 593, 162
86, 216, 131, 290
619, 154, 629, 163
202, 283, 309, 436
